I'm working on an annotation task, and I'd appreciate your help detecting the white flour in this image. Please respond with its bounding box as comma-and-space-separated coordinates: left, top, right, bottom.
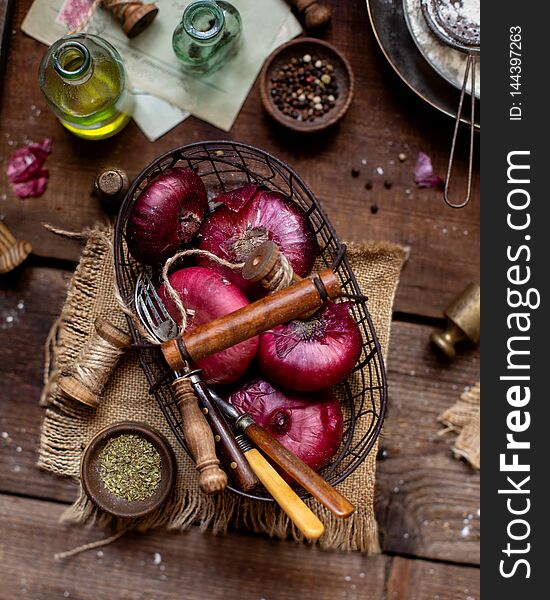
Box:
439, 0, 480, 25
403, 0, 480, 97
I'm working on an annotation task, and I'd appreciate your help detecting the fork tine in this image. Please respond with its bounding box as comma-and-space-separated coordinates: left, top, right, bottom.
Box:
148, 280, 173, 321
144, 291, 164, 326
134, 273, 178, 342
137, 295, 161, 340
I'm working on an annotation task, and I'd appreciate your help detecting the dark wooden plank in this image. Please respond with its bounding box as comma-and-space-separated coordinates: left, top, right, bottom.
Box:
0, 493, 388, 600
377, 321, 480, 564
0, 264, 79, 501
386, 556, 479, 600
0, 0, 15, 88
0, 0, 479, 318
0, 265, 479, 566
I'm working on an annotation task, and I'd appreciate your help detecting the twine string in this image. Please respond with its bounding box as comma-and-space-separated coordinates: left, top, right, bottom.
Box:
54, 528, 129, 560
261, 251, 294, 292
160, 249, 244, 335
71, 329, 127, 396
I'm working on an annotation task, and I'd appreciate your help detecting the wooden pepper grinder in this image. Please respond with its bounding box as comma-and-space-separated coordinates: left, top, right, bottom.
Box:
431, 283, 480, 358
0, 221, 32, 275
285, 0, 331, 29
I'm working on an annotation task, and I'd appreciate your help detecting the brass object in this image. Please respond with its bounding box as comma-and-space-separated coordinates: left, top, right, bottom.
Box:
0, 221, 32, 274
93, 167, 130, 211
431, 283, 480, 358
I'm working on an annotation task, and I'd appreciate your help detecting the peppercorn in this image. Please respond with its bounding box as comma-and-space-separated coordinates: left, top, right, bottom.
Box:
351, 168, 360, 178
370, 204, 379, 214
384, 180, 393, 189
365, 180, 373, 190
268, 54, 340, 123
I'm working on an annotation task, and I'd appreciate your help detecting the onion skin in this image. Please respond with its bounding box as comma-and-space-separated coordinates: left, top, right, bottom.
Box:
229, 378, 343, 473
199, 186, 318, 296
127, 167, 207, 266
157, 266, 258, 385
257, 302, 362, 391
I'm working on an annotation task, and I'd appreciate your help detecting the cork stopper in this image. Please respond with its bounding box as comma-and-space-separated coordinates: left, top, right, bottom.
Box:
122, 3, 159, 38
93, 167, 130, 211
303, 3, 331, 29
291, 0, 332, 29
0, 221, 32, 274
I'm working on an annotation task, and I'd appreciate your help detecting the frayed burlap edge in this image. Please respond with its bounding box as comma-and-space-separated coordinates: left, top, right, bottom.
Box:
438, 382, 480, 469
38, 228, 408, 553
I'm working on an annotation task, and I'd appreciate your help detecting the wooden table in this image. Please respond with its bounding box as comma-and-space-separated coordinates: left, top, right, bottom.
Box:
0, 0, 479, 598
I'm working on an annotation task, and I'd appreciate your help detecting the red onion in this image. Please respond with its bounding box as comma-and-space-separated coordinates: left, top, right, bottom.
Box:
229, 378, 343, 473
7, 138, 52, 198
158, 266, 258, 385
414, 151, 444, 189
257, 302, 362, 391
127, 167, 207, 265
199, 186, 318, 296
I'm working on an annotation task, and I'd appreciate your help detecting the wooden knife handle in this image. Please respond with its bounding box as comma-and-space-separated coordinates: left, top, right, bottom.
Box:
162, 270, 342, 371
245, 448, 324, 540
244, 423, 355, 518
172, 378, 228, 495
191, 379, 258, 492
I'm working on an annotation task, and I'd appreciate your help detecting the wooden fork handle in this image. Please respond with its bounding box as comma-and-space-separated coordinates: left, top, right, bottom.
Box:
162, 269, 342, 371
244, 448, 324, 540
244, 423, 355, 519
172, 378, 228, 495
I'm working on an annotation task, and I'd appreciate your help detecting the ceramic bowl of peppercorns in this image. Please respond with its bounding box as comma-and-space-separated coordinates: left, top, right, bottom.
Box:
260, 38, 354, 133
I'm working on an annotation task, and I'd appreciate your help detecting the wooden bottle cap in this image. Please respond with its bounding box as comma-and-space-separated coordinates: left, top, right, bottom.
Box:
94, 316, 132, 349
242, 240, 280, 283
0, 222, 32, 274
122, 3, 159, 38
58, 375, 99, 409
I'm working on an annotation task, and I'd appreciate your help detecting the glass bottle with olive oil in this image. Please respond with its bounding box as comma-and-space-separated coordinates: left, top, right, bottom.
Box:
38, 34, 133, 140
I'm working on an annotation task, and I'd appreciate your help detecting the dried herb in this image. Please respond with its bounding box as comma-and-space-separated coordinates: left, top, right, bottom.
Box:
99, 434, 161, 501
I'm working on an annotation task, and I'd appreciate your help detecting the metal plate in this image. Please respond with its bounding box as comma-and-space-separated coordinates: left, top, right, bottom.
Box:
366, 0, 480, 128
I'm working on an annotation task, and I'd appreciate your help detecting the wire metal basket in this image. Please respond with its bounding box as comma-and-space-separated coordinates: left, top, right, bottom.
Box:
114, 141, 387, 501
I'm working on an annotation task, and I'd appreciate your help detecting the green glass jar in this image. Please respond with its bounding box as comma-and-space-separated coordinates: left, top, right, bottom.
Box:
172, 0, 242, 75
38, 34, 133, 140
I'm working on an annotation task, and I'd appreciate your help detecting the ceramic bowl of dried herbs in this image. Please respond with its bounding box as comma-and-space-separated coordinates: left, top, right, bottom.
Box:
81, 421, 176, 518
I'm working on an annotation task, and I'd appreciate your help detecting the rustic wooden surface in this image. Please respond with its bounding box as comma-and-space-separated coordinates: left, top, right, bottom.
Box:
0, 0, 480, 597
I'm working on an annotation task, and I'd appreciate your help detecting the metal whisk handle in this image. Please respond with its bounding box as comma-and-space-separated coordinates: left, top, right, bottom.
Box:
444, 52, 477, 209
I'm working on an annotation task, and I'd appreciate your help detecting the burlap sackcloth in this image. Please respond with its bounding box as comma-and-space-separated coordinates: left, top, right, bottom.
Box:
438, 382, 480, 470
39, 228, 408, 553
